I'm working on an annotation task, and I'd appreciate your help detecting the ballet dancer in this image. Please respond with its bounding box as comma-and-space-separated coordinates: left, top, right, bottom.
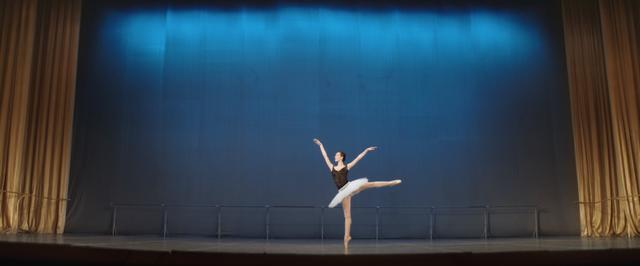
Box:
313, 138, 401, 246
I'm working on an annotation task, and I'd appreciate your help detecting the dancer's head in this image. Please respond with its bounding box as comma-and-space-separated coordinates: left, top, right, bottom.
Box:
334, 151, 346, 163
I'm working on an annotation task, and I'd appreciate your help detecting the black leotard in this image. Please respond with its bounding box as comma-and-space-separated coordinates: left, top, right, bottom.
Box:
331, 166, 348, 189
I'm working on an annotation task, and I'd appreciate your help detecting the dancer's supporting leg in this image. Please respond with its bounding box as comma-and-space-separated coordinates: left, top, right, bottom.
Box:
342, 196, 352, 245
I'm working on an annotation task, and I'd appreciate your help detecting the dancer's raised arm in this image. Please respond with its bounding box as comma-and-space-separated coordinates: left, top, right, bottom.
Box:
313, 138, 334, 171
347, 146, 377, 170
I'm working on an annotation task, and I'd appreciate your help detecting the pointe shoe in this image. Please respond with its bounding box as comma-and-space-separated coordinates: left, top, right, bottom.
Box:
344, 236, 352, 245
391, 179, 402, 186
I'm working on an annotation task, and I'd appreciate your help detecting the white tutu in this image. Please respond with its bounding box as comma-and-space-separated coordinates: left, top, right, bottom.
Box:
328, 178, 368, 208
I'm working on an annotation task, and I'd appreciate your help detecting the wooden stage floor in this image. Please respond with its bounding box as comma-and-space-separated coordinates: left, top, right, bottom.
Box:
1, 234, 640, 265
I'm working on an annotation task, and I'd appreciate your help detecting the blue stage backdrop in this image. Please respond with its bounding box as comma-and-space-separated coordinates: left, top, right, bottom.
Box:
67, 0, 578, 237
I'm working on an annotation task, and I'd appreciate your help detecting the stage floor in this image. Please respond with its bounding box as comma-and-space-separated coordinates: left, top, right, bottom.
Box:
1, 234, 640, 255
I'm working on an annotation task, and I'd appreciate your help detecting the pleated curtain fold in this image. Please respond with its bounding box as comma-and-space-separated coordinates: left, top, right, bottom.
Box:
0, 0, 81, 234
562, 0, 640, 237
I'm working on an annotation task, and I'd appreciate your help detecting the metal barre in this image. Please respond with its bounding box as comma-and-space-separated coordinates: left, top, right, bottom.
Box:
2, 190, 70, 233
109, 203, 539, 240
575, 199, 640, 239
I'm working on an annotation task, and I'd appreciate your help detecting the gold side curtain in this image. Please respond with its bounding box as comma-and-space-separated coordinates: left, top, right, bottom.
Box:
562, 0, 640, 237
0, 0, 81, 234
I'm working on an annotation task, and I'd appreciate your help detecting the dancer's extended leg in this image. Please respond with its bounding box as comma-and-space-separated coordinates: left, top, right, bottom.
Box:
353, 179, 402, 195
342, 196, 352, 245
365, 180, 402, 188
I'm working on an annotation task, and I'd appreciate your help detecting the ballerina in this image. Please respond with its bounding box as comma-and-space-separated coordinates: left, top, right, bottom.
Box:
313, 138, 401, 246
